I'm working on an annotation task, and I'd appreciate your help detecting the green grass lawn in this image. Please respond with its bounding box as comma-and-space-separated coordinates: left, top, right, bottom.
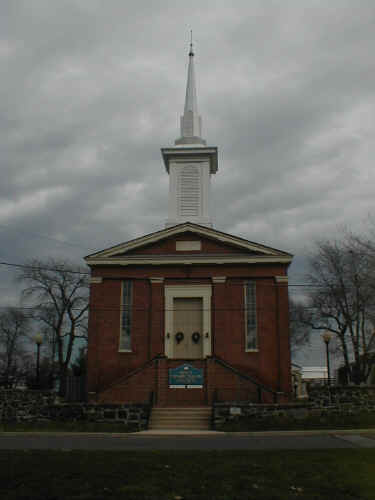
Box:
1, 449, 375, 499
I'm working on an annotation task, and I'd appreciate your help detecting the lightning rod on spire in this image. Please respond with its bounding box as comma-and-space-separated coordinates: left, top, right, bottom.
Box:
189, 30, 194, 56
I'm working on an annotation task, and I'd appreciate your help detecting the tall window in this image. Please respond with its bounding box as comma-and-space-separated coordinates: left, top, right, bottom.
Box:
119, 280, 132, 351
244, 280, 257, 350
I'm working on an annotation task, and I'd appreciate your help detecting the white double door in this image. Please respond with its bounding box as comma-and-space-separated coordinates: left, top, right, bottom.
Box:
172, 297, 203, 359
164, 285, 212, 359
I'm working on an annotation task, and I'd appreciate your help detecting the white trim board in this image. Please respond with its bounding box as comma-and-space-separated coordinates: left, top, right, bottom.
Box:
86, 255, 292, 266
164, 285, 212, 359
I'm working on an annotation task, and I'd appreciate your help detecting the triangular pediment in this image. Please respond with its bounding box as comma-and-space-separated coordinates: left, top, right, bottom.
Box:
85, 223, 292, 266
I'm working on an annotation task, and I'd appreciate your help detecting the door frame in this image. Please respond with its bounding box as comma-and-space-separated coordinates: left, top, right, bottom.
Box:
164, 285, 212, 358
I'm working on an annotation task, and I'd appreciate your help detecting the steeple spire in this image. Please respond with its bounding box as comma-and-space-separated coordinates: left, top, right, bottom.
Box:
175, 34, 206, 146
162, 39, 217, 228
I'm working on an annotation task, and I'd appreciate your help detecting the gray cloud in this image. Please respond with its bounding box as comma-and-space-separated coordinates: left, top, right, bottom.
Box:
1, 1, 375, 337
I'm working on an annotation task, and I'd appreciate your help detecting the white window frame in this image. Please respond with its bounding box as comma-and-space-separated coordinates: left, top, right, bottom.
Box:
119, 280, 132, 352
244, 280, 258, 352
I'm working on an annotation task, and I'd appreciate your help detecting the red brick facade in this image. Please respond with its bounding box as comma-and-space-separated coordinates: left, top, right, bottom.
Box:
86, 224, 293, 406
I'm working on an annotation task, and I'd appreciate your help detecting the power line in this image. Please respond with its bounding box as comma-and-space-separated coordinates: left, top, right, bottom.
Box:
0, 259, 366, 295
0, 260, 317, 285
0, 222, 96, 252
0, 261, 371, 290
0, 261, 89, 275
0, 304, 325, 313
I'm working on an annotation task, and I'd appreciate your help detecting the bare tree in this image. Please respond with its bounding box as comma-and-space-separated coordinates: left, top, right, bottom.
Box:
289, 297, 311, 355
300, 236, 375, 384
17, 259, 89, 396
349, 224, 375, 327
0, 308, 32, 388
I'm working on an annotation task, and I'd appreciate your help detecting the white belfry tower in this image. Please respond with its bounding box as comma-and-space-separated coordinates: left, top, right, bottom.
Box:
162, 41, 218, 228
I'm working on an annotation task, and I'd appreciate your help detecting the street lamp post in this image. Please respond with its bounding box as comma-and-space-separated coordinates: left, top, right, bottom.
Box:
322, 331, 333, 386
34, 333, 43, 389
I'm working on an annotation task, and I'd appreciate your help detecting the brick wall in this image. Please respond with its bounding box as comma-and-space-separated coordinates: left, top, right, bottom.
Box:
96, 360, 156, 404
87, 259, 291, 404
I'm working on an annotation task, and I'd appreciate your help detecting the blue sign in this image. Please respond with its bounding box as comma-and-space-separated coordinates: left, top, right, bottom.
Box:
169, 363, 204, 388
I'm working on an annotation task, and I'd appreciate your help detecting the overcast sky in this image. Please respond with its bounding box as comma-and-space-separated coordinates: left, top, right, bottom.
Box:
1, 1, 375, 364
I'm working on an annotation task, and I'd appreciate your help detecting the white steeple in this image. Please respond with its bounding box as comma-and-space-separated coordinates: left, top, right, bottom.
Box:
162, 39, 218, 228
175, 36, 206, 146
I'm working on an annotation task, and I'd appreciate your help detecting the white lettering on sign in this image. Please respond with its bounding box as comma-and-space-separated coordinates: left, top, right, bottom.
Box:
169, 385, 203, 389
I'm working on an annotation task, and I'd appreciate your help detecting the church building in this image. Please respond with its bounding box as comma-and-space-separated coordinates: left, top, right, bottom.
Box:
85, 44, 293, 407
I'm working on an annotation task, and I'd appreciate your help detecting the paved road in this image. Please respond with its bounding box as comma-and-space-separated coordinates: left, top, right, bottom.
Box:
0, 432, 374, 450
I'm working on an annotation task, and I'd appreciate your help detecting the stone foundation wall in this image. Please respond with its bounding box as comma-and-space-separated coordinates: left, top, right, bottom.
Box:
0, 390, 150, 430
308, 385, 375, 406
213, 385, 375, 428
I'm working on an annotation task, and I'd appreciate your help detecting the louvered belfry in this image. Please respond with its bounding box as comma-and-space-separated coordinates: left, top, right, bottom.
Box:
162, 42, 218, 228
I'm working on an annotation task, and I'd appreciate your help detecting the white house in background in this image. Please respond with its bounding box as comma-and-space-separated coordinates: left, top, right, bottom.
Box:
302, 366, 328, 384
291, 363, 308, 399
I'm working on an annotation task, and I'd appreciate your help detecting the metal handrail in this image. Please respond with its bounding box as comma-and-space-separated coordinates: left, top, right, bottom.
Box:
100, 353, 164, 394
211, 355, 280, 402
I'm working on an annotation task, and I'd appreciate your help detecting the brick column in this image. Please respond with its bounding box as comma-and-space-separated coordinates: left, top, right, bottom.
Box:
156, 357, 168, 407
205, 356, 216, 405
212, 277, 227, 358
87, 276, 103, 399
148, 278, 165, 359
275, 275, 292, 397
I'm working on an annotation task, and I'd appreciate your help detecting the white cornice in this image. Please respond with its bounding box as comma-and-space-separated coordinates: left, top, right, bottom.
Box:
85, 222, 292, 261
89, 277, 103, 284
212, 276, 226, 283
85, 255, 292, 267
275, 276, 289, 283
149, 277, 165, 283
161, 147, 218, 174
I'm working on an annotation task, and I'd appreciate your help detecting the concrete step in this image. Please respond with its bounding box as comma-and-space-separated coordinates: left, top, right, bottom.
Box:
150, 416, 210, 422
150, 419, 210, 428
151, 411, 211, 418
150, 424, 210, 430
149, 407, 212, 430
152, 407, 211, 412
150, 420, 210, 427
151, 410, 211, 416
150, 413, 211, 421
151, 411, 211, 413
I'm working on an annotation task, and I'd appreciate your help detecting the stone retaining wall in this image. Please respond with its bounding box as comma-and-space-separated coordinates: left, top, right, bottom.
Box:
0, 390, 150, 430
3, 386, 375, 431
214, 385, 375, 428
308, 385, 375, 406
